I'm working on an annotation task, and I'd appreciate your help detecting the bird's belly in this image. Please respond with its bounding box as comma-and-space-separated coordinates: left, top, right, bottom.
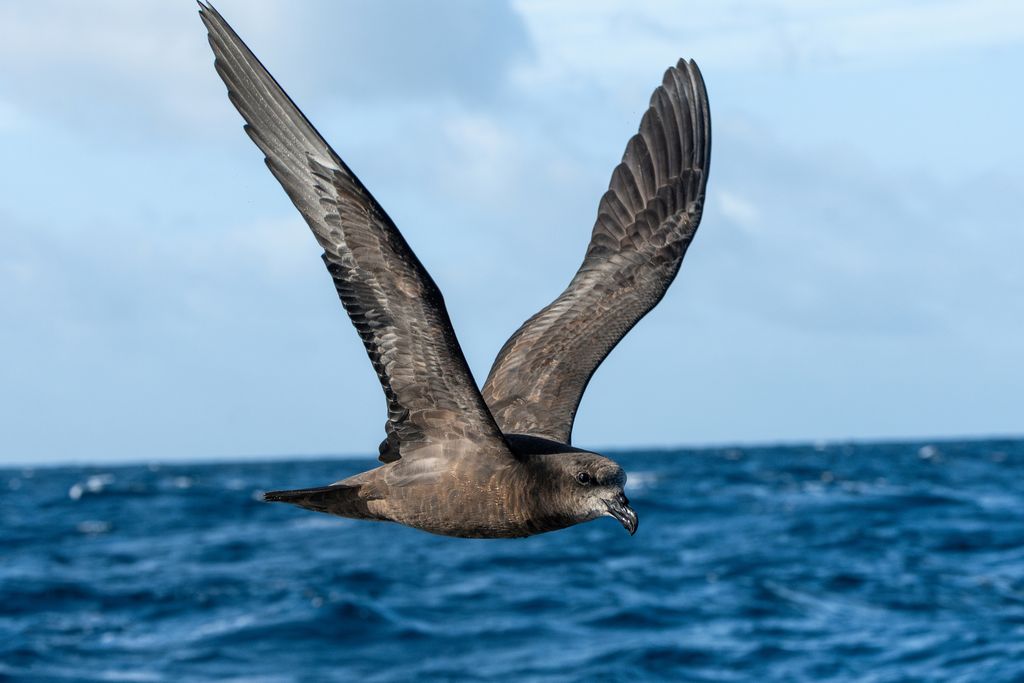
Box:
375, 487, 567, 539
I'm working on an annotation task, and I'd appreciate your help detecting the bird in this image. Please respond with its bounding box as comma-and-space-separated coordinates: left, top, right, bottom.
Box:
198, 3, 710, 538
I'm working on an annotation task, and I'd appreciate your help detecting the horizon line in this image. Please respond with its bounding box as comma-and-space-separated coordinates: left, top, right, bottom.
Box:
2, 431, 1021, 470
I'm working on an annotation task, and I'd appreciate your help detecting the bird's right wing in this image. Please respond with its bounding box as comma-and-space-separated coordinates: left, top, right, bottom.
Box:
482, 60, 711, 444
200, 4, 510, 462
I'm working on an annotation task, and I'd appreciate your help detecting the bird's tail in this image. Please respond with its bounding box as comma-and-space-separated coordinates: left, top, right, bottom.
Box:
264, 483, 381, 520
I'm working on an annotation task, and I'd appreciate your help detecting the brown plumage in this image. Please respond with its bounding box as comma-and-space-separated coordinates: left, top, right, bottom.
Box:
198, 3, 710, 538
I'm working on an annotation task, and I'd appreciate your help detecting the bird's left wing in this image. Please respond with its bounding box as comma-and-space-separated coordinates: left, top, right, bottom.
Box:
481, 60, 711, 444
199, 4, 511, 462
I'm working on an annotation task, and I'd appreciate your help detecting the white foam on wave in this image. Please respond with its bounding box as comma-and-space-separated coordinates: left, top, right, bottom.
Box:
625, 470, 661, 492
96, 671, 161, 682
288, 516, 348, 530
76, 520, 112, 535
68, 473, 115, 500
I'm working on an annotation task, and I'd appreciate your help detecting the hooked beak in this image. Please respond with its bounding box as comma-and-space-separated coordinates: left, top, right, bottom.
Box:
605, 493, 638, 535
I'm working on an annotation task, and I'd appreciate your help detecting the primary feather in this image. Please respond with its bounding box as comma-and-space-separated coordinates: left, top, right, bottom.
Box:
481, 60, 711, 443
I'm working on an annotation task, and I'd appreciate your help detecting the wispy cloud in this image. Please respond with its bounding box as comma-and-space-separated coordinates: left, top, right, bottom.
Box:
0, 0, 531, 136
514, 0, 1024, 81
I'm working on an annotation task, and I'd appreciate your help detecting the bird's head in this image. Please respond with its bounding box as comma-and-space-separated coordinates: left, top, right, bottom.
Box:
548, 452, 637, 535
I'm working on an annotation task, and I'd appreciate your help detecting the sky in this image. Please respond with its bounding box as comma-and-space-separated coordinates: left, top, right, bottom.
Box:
1, 1, 1022, 465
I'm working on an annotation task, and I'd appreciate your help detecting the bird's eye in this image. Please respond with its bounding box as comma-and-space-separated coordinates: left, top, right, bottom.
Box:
575, 472, 592, 485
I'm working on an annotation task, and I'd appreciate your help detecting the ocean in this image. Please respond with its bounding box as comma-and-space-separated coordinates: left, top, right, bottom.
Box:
3, 438, 1023, 682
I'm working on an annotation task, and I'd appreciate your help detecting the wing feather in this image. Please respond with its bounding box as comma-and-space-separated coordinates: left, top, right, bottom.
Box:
199, 4, 509, 461
481, 60, 711, 443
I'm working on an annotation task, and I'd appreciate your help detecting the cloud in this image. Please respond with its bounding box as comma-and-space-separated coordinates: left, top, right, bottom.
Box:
0, 100, 29, 133
0, 0, 531, 137
513, 0, 1024, 87
716, 189, 759, 233
276, 1, 532, 103
696, 123, 1024, 339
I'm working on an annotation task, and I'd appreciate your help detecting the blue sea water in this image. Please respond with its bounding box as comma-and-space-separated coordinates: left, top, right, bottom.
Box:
3, 438, 1024, 682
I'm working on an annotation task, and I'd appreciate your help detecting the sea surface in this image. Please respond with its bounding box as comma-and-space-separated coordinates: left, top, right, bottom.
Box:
3, 438, 1024, 682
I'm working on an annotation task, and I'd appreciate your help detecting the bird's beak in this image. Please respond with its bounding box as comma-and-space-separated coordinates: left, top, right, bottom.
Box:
605, 493, 638, 535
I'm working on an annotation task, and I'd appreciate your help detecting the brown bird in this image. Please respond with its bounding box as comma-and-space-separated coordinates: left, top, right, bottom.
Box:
198, 4, 710, 538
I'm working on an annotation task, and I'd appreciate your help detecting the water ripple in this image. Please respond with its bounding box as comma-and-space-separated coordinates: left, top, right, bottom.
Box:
2, 439, 1023, 681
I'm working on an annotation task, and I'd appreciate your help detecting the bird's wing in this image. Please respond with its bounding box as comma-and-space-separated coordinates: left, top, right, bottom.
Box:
199, 4, 510, 462
481, 60, 711, 444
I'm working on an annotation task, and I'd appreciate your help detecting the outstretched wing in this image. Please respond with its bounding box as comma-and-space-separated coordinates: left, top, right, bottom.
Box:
199, 4, 509, 461
481, 60, 711, 443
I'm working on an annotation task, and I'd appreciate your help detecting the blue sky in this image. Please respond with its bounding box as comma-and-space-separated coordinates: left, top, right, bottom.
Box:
1, 1, 1021, 464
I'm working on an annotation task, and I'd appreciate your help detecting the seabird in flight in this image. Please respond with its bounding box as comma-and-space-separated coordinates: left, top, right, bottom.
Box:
198, 3, 710, 538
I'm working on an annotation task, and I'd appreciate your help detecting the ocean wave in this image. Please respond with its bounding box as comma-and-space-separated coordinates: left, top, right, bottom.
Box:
3, 439, 1023, 681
